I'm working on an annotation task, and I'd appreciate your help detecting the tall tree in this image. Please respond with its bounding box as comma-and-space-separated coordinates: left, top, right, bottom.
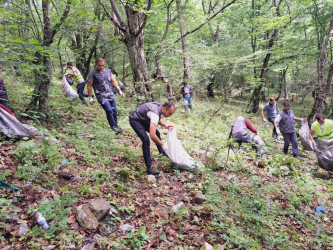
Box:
247, 0, 282, 113
98, 0, 153, 99
176, 0, 191, 82
28, 0, 72, 115
310, 13, 333, 119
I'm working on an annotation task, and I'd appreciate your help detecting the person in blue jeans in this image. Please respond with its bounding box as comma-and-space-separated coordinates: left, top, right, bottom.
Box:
261, 97, 279, 139
0, 78, 11, 110
274, 101, 306, 158
87, 58, 124, 134
180, 82, 193, 112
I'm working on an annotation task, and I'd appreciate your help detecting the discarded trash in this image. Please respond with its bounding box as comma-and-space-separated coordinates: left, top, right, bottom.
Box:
119, 224, 135, 233
24, 177, 35, 188
0, 180, 19, 192
317, 226, 321, 235
58, 172, 73, 180
62, 75, 79, 100
0, 106, 39, 138
18, 222, 29, 236
172, 202, 184, 213
267, 197, 271, 213
165, 127, 204, 172
62, 159, 68, 163
316, 145, 333, 172
34, 210, 50, 230
299, 120, 314, 151
315, 206, 326, 213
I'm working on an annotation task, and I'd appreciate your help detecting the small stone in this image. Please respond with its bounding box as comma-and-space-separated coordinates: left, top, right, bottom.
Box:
72, 176, 83, 183
279, 166, 290, 176
188, 173, 194, 179
93, 234, 103, 243
119, 224, 135, 233
81, 243, 95, 250
192, 216, 200, 225
18, 222, 29, 236
202, 242, 213, 250
147, 175, 157, 183
257, 161, 265, 168
193, 192, 206, 204
76, 205, 99, 230
89, 199, 111, 220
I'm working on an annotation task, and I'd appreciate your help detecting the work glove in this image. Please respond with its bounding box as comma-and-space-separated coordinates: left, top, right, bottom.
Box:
162, 143, 168, 152
276, 128, 281, 135
164, 124, 173, 129
263, 118, 267, 122
89, 97, 94, 105
119, 90, 124, 98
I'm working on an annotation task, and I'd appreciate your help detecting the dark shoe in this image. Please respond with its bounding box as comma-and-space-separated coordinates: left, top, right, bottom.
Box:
147, 166, 159, 175
293, 155, 299, 159
81, 102, 88, 106
113, 127, 122, 134
272, 134, 278, 139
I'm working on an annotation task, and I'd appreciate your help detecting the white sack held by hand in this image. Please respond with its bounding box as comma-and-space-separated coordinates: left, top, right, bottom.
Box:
62, 75, 79, 100
165, 127, 204, 172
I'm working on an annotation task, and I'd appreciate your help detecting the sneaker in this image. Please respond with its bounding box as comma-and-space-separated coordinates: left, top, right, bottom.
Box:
147, 166, 159, 175
113, 127, 122, 134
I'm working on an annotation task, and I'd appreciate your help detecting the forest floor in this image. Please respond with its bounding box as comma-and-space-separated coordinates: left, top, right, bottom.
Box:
0, 79, 333, 249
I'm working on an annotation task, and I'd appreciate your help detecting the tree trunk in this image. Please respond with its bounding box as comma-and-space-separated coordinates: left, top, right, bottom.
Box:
177, 0, 191, 82
310, 13, 333, 119
98, 0, 153, 100
28, 0, 71, 115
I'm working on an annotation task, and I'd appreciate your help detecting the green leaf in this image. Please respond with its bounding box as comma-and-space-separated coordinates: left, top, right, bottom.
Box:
160, 232, 167, 241
29, 39, 39, 44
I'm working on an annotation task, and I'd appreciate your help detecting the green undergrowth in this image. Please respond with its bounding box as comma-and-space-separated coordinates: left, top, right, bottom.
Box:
1, 77, 332, 248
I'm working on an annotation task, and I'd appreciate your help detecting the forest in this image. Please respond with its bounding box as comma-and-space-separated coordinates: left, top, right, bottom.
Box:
0, 0, 333, 249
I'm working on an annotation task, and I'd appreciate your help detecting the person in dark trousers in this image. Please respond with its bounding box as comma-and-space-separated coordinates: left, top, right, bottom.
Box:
261, 97, 279, 139
87, 58, 124, 134
274, 101, 306, 158
129, 102, 175, 175
180, 82, 193, 112
65, 62, 89, 106
0, 78, 11, 110
231, 116, 261, 156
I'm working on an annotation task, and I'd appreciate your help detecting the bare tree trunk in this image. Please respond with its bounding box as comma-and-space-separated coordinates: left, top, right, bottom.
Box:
310, 13, 333, 119
28, 1, 71, 115
248, 0, 280, 113
98, 0, 153, 100
154, 0, 178, 99
177, 0, 191, 82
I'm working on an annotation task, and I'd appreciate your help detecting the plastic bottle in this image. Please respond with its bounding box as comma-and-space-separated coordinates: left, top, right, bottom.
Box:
34, 210, 50, 230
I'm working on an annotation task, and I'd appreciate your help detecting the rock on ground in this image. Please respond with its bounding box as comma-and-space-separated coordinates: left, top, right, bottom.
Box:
76, 205, 99, 230
89, 198, 111, 220
193, 192, 206, 204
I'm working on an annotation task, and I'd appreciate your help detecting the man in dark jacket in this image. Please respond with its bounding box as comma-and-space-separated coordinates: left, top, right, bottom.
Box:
0, 78, 11, 110
232, 116, 261, 156
129, 102, 175, 175
274, 101, 306, 158
87, 58, 124, 134
180, 82, 193, 112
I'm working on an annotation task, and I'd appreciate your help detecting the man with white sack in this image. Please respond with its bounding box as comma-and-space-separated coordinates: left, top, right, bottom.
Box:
129, 102, 175, 175
309, 113, 333, 151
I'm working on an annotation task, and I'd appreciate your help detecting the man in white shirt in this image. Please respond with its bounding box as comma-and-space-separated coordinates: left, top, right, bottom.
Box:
129, 102, 175, 175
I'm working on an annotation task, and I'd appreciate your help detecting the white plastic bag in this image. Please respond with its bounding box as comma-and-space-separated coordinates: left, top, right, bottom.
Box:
0, 108, 39, 138
62, 75, 79, 100
299, 120, 314, 151
251, 134, 268, 154
165, 127, 204, 172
